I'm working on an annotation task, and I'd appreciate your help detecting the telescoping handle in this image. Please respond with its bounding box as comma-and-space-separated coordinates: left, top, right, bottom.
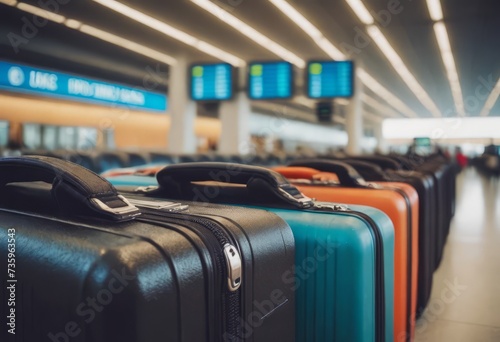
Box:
0, 156, 140, 221
156, 162, 314, 209
288, 159, 368, 187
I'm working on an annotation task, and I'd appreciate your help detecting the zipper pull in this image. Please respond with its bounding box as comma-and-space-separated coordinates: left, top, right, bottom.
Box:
223, 243, 242, 292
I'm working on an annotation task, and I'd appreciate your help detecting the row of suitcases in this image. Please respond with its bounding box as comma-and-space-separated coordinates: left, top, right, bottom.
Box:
0, 153, 456, 341
9, 148, 299, 173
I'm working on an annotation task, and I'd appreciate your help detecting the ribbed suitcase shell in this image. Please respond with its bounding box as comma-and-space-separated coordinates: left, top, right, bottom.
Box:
272, 166, 417, 341
243, 205, 395, 342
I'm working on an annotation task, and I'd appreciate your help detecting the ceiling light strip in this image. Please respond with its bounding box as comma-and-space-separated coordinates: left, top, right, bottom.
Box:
10, 1, 177, 65
479, 78, 500, 116
191, 0, 305, 68
346, 0, 442, 117
269, 0, 346, 60
345, 0, 374, 25
426, 0, 465, 116
79, 25, 178, 65
93, 0, 245, 66
269, 0, 417, 119
357, 69, 418, 118
0, 0, 17, 6
64, 19, 82, 30
433, 22, 465, 116
16, 2, 66, 23
426, 0, 444, 21
365, 25, 441, 117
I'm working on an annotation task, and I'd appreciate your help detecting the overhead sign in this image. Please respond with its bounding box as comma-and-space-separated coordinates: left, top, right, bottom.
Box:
307, 60, 354, 99
190, 63, 233, 101
248, 61, 293, 100
0, 61, 167, 112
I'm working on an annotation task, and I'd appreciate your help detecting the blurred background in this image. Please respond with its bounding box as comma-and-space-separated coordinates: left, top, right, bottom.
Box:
0, 0, 499, 173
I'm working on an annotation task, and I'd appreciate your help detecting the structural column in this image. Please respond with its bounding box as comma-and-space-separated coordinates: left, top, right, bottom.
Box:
374, 121, 387, 153
168, 55, 197, 154
346, 65, 364, 155
218, 67, 251, 155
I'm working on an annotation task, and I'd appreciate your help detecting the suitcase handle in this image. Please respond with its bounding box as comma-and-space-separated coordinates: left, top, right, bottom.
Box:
288, 159, 368, 187
156, 162, 315, 208
272, 166, 340, 182
0, 156, 140, 221
340, 159, 388, 181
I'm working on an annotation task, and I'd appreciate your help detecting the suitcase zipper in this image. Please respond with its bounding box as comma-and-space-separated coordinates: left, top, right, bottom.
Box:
311, 204, 386, 342
134, 206, 243, 340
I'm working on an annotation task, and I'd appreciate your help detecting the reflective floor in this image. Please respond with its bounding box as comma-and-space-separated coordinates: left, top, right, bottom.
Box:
415, 168, 500, 341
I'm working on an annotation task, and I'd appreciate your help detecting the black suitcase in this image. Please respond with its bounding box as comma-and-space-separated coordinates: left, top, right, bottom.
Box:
0, 156, 295, 342
416, 158, 456, 266
337, 159, 438, 317
336, 155, 446, 269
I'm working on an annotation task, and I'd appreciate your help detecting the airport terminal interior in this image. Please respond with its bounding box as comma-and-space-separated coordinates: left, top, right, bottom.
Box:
0, 0, 499, 341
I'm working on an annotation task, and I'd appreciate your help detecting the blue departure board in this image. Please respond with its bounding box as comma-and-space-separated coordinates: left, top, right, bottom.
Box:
0, 60, 167, 112
307, 61, 354, 98
191, 63, 233, 101
248, 61, 293, 99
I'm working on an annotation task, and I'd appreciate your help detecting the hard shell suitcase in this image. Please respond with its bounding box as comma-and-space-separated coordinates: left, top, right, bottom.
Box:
0, 156, 296, 342
416, 157, 457, 256
338, 155, 446, 271
332, 159, 437, 316
281, 160, 418, 342
119, 162, 396, 342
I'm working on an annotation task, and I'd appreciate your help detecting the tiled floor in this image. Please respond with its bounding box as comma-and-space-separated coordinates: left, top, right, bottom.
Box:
415, 168, 500, 342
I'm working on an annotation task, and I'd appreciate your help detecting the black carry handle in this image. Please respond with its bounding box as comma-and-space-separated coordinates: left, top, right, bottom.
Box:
0, 156, 140, 221
288, 159, 368, 187
156, 162, 314, 209
340, 159, 388, 181
348, 155, 402, 171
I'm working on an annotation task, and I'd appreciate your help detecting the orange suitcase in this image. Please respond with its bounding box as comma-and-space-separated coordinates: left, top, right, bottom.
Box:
273, 162, 419, 341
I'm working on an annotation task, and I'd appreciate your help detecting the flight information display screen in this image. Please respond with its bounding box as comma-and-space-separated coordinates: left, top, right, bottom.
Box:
307, 60, 354, 99
190, 63, 233, 101
248, 61, 293, 100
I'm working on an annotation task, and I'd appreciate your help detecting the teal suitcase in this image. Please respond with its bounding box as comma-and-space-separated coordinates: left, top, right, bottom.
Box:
107, 163, 395, 342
